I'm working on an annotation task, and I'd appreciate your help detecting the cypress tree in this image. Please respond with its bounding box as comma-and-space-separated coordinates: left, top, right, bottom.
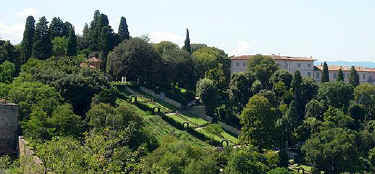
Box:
349, 66, 360, 86
118, 17, 130, 42
183, 28, 191, 54
32, 16, 52, 59
21, 16, 35, 62
321, 62, 329, 82
49, 17, 66, 39
66, 29, 77, 56
291, 70, 304, 120
99, 26, 114, 60
337, 68, 344, 82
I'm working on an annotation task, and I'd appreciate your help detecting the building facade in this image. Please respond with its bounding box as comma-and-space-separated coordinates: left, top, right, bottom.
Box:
315, 65, 375, 84
231, 54, 315, 78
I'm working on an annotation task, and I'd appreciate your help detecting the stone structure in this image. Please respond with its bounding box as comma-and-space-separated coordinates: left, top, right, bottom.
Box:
231, 54, 315, 78
0, 101, 18, 155
80, 56, 102, 69
315, 65, 375, 84
18, 136, 45, 174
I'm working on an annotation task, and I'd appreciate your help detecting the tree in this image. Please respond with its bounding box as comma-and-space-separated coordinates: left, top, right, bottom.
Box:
302, 128, 361, 174
183, 28, 191, 54
0, 60, 16, 83
108, 37, 162, 84
229, 72, 254, 112
192, 46, 229, 83
223, 147, 269, 174
66, 30, 77, 56
318, 81, 353, 110
99, 26, 115, 67
32, 16, 52, 59
52, 37, 68, 57
305, 99, 324, 119
247, 54, 279, 88
321, 62, 329, 82
267, 168, 293, 174
143, 137, 218, 174
46, 104, 82, 137
354, 83, 375, 120
118, 17, 130, 42
240, 95, 279, 149
49, 17, 68, 39
196, 78, 218, 116
21, 16, 35, 62
153, 41, 193, 89
270, 69, 293, 89
349, 66, 360, 87
337, 68, 344, 81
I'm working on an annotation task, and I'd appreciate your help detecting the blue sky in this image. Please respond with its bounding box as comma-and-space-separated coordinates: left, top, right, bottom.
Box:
1, 0, 375, 61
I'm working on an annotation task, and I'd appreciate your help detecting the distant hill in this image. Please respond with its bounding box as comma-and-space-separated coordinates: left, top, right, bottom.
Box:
315, 61, 375, 68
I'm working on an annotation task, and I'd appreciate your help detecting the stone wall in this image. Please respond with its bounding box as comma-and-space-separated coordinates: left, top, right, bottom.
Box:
18, 136, 45, 174
139, 87, 182, 108
0, 103, 18, 154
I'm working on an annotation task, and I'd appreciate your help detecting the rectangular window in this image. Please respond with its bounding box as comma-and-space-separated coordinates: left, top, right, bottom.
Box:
243, 62, 246, 67
297, 63, 301, 68
236, 62, 240, 66
363, 74, 366, 79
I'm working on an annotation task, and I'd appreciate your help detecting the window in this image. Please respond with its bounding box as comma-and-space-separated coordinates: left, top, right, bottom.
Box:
297, 63, 301, 68
236, 62, 240, 66
307, 64, 311, 68
333, 73, 337, 79
363, 74, 366, 79
243, 62, 246, 67
307, 72, 311, 77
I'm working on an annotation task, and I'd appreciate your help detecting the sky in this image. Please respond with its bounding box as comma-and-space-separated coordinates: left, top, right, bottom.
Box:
1, 0, 375, 61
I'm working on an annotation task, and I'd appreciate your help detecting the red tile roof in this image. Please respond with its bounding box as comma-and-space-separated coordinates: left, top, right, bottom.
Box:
315, 65, 375, 72
231, 54, 315, 61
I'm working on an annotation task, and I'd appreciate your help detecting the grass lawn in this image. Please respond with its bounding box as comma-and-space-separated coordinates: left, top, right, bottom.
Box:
196, 126, 239, 145
116, 99, 211, 148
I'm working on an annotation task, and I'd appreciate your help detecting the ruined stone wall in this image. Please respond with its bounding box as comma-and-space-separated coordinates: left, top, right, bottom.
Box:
18, 136, 45, 174
0, 103, 18, 154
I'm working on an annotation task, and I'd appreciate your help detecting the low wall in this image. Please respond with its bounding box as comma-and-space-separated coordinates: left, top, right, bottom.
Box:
139, 87, 182, 108
18, 136, 45, 174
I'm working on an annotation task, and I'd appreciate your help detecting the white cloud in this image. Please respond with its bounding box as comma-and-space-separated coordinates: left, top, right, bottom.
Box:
230, 40, 256, 56
16, 8, 39, 18
0, 22, 24, 44
148, 32, 184, 46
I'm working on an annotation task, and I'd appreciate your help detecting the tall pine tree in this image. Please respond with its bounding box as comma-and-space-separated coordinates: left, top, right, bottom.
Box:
118, 17, 129, 42
337, 68, 344, 81
291, 70, 304, 121
349, 66, 360, 86
321, 62, 329, 82
49, 17, 66, 39
183, 28, 191, 54
66, 29, 77, 56
32, 16, 52, 59
21, 16, 35, 62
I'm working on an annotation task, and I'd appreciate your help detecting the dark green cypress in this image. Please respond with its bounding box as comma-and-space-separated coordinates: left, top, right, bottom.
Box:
349, 66, 360, 86
118, 17, 130, 42
21, 16, 35, 62
337, 68, 344, 82
291, 70, 304, 120
183, 28, 191, 54
32, 16, 52, 59
67, 29, 77, 56
321, 62, 329, 82
49, 17, 66, 39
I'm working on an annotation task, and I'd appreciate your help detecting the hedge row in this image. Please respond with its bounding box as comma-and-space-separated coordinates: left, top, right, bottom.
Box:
133, 101, 222, 147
